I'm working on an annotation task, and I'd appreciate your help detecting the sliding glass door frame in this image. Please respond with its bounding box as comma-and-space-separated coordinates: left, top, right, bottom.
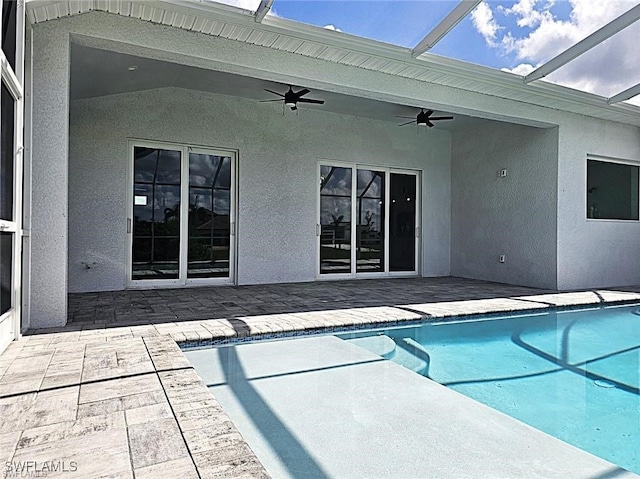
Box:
317, 161, 421, 279
0, 0, 25, 351
126, 140, 237, 288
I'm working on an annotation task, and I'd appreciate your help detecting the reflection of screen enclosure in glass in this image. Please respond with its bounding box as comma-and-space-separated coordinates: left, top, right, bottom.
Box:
188, 153, 232, 278
320, 165, 418, 276
1, 83, 15, 315
320, 166, 352, 274
587, 160, 639, 221
132, 147, 182, 280
357, 169, 385, 273
132, 147, 234, 281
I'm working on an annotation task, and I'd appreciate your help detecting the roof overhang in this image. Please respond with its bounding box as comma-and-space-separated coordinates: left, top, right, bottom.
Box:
25, 0, 640, 128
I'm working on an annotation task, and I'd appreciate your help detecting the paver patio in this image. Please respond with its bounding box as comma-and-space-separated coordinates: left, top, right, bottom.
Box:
2, 277, 640, 478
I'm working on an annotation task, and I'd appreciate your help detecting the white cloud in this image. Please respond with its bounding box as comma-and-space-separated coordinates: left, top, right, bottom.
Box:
473, 0, 640, 102
471, 1, 501, 47
501, 63, 535, 76
323, 24, 343, 32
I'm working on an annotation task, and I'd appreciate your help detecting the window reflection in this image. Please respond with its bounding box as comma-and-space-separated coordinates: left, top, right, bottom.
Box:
357, 169, 385, 273
1, 0, 16, 71
132, 147, 181, 280
0, 233, 11, 316
320, 166, 352, 274
1, 84, 14, 221
188, 154, 232, 278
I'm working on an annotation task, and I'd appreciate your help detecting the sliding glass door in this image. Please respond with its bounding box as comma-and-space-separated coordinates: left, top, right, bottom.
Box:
319, 163, 419, 278
129, 142, 236, 287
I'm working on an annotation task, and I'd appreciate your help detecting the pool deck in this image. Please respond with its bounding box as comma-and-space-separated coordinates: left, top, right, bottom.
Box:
2, 277, 640, 478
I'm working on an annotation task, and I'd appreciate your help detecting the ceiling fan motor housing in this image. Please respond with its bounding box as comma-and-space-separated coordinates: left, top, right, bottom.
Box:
284, 89, 297, 107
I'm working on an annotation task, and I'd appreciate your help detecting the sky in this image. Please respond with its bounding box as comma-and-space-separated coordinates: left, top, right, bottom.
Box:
212, 0, 640, 105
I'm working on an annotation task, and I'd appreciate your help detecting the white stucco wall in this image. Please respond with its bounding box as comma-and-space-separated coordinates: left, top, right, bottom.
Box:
68, 87, 451, 292
557, 118, 640, 290
29, 24, 69, 327
451, 122, 559, 289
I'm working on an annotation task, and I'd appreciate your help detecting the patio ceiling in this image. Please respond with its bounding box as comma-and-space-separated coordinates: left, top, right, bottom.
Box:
28, 0, 640, 127
70, 44, 492, 132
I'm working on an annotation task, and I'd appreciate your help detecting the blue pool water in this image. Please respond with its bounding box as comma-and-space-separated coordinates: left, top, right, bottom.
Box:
340, 304, 640, 474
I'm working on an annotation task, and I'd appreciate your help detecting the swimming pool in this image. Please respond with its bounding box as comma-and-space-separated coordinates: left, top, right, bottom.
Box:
339, 303, 640, 474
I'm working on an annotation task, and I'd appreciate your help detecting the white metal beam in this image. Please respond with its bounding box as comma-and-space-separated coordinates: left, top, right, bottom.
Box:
525, 4, 640, 83
254, 0, 274, 23
411, 0, 481, 58
608, 83, 640, 104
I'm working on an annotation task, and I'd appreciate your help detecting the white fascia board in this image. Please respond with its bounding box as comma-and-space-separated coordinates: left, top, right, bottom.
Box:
525, 4, 640, 83
254, 0, 273, 23
608, 83, 640, 105
411, 0, 481, 57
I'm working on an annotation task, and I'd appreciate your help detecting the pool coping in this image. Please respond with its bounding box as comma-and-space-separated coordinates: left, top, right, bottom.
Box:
176, 290, 640, 350
3, 289, 640, 478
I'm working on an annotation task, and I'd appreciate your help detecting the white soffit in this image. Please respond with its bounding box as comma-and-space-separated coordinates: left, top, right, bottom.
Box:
26, 0, 640, 127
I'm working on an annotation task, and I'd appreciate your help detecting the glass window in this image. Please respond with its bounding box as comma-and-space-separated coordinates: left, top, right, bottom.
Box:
356, 169, 384, 273
2, 0, 17, 70
0, 232, 11, 315
587, 160, 639, 220
1, 81, 14, 221
132, 147, 182, 280
389, 173, 416, 272
188, 153, 232, 279
320, 165, 352, 274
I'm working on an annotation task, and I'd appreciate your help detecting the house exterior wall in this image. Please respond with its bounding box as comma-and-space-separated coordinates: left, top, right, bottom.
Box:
68, 87, 452, 293
451, 122, 559, 289
29, 25, 69, 327
557, 117, 640, 290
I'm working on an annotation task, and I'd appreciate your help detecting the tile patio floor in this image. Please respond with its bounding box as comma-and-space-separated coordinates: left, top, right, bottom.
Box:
2, 277, 640, 478
66, 277, 554, 327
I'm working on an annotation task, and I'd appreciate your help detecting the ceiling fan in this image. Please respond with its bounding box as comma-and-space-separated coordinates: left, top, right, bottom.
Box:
261, 85, 325, 111
397, 108, 454, 127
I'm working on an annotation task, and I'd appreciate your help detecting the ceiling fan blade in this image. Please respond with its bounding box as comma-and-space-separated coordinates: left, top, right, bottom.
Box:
298, 98, 324, 104
425, 110, 434, 116
430, 116, 454, 121
398, 120, 415, 127
395, 115, 415, 119
426, 120, 435, 128
259, 99, 284, 102
295, 88, 311, 97
264, 89, 285, 97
